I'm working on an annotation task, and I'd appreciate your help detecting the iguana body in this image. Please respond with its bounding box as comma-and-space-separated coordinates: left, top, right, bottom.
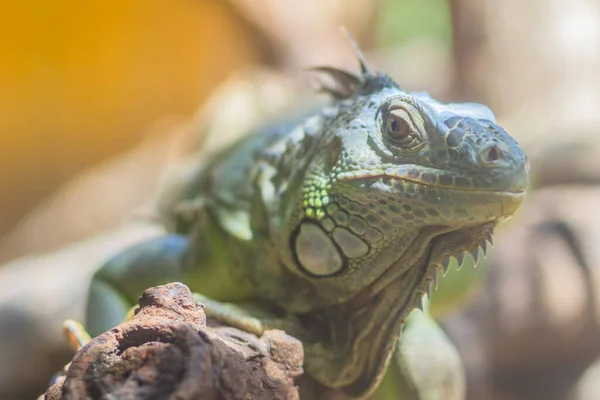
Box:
82, 46, 528, 398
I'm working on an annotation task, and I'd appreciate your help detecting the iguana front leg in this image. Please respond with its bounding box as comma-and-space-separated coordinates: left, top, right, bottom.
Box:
78, 231, 305, 344
84, 234, 190, 336
192, 293, 308, 338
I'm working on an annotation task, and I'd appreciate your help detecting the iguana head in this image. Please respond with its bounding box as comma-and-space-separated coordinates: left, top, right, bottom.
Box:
271, 42, 529, 397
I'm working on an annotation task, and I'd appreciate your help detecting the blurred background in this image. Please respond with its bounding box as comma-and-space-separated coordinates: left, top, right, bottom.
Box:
2, 0, 600, 399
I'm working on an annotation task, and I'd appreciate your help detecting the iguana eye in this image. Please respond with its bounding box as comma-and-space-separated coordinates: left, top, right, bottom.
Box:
383, 108, 422, 149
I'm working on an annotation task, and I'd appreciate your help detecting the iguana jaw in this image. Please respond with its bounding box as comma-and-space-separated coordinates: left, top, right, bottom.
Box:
337, 166, 527, 194
303, 222, 496, 398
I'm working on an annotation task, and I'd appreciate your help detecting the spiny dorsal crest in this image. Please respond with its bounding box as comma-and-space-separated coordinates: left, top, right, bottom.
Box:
310, 28, 399, 100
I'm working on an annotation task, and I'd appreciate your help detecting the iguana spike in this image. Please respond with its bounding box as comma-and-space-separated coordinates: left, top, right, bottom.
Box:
309, 66, 362, 99
340, 26, 373, 77
485, 232, 494, 245
469, 248, 480, 267
441, 258, 450, 275
310, 66, 361, 87
456, 253, 465, 270
415, 294, 424, 312
479, 239, 488, 256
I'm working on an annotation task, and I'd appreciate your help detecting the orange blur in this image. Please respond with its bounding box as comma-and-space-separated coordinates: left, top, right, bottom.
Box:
0, 0, 259, 235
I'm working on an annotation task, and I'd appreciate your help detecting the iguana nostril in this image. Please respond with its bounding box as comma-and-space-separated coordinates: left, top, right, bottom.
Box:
482, 145, 502, 163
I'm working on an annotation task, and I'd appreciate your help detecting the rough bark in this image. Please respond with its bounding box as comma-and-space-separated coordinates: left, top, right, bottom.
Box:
43, 283, 304, 400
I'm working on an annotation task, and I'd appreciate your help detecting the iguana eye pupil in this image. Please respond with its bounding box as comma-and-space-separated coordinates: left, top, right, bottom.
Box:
383, 111, 421, 151
387, 117, 408, 138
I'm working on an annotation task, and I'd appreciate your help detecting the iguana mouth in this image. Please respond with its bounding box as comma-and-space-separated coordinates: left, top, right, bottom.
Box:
336, 167, 528, 194
303, 222, 496, 398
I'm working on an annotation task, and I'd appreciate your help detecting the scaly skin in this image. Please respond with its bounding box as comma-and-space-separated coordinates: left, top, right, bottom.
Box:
81, 48, 529, 398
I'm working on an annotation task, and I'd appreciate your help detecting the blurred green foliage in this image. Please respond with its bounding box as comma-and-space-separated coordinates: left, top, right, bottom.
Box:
376, 0, 453, 48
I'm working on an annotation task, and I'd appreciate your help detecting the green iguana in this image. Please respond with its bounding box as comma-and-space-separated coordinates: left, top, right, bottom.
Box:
69, 40, 529, 399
